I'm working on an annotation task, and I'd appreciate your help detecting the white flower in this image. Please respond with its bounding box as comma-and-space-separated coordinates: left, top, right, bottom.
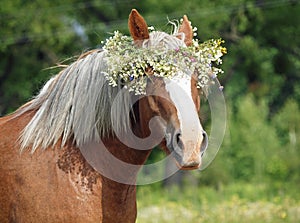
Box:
102, 30, 226, 95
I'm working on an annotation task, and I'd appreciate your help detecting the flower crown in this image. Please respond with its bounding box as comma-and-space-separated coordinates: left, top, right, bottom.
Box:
102, 27, 226, 95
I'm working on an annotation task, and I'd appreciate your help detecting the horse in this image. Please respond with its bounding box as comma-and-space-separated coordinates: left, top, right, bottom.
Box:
0, 9, 224, 222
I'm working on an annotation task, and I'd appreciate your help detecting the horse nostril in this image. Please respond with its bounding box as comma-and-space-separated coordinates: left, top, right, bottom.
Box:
201, 131, 208, 155
173, 130, 182, 147
202, 131, 207, 141
176, 133, 181, 144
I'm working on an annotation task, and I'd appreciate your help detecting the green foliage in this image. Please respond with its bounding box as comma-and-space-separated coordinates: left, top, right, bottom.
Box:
272, 99, 300, 183
0, 0, 84, 114
225, 95, 280, 180
196, 94, 300, 195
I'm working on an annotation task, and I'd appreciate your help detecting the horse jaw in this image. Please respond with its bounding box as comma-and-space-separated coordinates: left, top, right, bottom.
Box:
164, 75, 208, 169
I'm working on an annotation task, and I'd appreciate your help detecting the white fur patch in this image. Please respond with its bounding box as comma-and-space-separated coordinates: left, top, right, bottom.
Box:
164, 74, 203, 150
165, 74, 192, 128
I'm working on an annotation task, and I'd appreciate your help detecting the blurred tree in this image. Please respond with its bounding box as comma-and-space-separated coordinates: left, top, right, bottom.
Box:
272, 99, 300, 183
225, 95, 280, 181
221, 0, 300, 113
0, 0, 83, 114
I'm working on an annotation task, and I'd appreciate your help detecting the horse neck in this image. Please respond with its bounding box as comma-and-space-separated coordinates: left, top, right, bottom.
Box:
98, 100, 156, 221
101, 97, 155, 180
75, 99, 154, 186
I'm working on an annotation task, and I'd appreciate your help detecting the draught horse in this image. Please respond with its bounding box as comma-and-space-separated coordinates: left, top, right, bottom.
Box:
0, 10, 209, 222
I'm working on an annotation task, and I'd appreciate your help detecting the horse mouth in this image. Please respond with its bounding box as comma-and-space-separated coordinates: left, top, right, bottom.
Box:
175, 161, 201, 170
172, 154, 202, 170
165, 143, 202, 170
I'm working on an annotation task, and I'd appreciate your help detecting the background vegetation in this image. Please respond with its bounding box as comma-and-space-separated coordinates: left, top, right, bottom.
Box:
1, 0, 299, 222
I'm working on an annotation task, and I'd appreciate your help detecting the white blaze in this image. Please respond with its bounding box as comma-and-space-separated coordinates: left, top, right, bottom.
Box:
164, 74, 203, 159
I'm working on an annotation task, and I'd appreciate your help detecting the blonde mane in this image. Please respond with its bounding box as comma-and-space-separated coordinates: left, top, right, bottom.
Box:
17, 31, 186, 153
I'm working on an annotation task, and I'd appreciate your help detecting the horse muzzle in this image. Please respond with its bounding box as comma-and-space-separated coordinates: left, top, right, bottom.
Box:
166, 129, 208, 170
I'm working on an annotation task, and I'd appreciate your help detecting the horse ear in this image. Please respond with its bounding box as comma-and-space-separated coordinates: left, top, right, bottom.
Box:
128, 9, 149, 42
178, 15, 193, 46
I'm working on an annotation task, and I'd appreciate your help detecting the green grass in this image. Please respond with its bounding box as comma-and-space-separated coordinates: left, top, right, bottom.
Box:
136, 182, 300, 223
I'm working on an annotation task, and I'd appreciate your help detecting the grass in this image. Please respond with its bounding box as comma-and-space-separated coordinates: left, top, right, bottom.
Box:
136, 182, 300, 223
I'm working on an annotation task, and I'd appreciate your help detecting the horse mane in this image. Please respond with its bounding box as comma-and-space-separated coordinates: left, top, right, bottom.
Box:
16, 31, 186, 153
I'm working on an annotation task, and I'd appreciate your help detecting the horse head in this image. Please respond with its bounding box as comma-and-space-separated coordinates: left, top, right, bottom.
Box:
128, 9, 208, 169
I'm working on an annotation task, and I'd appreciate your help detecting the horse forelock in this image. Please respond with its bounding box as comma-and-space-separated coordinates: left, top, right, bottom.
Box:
143, 31, 186, 49
17, 30, 190, 153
